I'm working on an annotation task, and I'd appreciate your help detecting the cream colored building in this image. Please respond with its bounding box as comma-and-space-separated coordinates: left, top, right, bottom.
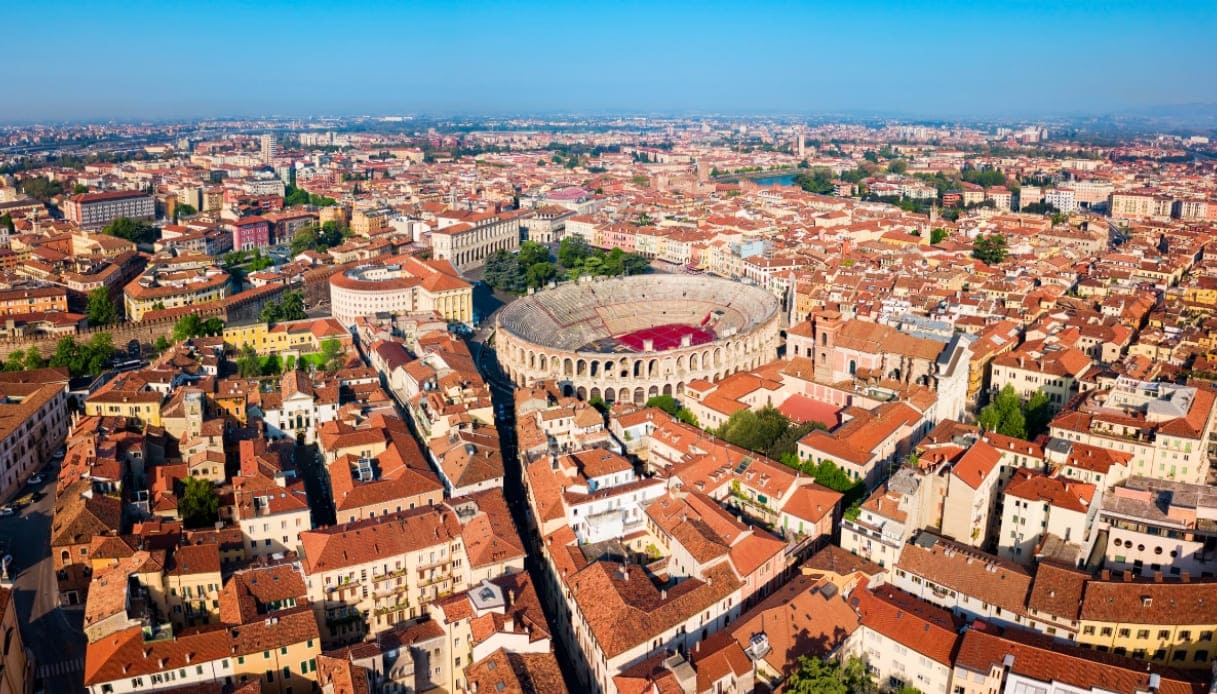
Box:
430, 210, 523, 270
329, 256, 473, 326
299, 505, 470, 645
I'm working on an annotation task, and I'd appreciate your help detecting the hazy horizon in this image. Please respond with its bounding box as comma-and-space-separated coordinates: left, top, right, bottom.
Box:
8, 0, 1217, 123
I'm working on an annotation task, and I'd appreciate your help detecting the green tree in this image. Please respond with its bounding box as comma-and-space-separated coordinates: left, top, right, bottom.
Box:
525, 261, 556, 289
0, 214, 13, 234
202, 317, 225, 336
86, 287, 117, 326
175, 203, 197, 217
558, 236, 592, 268
972, 233, 1008, 265
3, 350, 25, 372
173, 314, 204, 342
48, 333, 115, 377
645, 395, 681, 416
319, 338, 345, 372
154, 335, 172, 353
930, 227, 948, 244
72, 183, 89, 195
621, 253, 650, 275
236, 343, 261, 378
794, 168, 836, 194
1024, 389, 1053, 438
716, 406, 792, 456
518, 240, 551, 267
887, 159, 908, 175
978, 384, 1028, 439
178, 476, 221, 529
261, 291, 306, 323
103, 217, 157, 244
17, 176, 64, 201
22, 348, 44, 370
785, 655, 876, 694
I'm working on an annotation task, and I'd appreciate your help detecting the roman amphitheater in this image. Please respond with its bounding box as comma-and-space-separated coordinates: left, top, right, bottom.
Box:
495, 275, 782, 404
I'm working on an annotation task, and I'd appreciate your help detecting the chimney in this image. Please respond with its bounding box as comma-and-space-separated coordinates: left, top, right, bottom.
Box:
1153, 571, 1163, 583
1123, 571, 1134, 583
1101, 569, 1111, 581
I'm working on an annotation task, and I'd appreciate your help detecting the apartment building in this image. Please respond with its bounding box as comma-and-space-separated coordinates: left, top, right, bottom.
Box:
299, 505, 470, 645
1099, 476, 1217, 579
997, 469, 1097, 563
123, 263, 231, 320
1076, 577, 1217, 669
990, 342, 1091, 411
952, 624, 1200, 694
0, 369, 71, 501
0, 285, 68, 317
66, 190, 155, 230
847, 585, 962, 694
1050, 378, 1216, 485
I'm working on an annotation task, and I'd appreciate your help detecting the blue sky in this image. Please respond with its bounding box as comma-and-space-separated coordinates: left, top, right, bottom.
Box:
8, 0, 1217, 121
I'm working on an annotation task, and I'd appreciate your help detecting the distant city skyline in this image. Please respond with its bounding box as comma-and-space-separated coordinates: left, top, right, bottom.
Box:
9, 0, 1217, 122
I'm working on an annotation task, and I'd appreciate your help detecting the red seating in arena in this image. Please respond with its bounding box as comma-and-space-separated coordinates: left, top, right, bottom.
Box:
616, 324, 715, 352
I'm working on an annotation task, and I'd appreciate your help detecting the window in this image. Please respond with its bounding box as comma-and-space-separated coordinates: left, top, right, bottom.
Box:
1137, 629, 1150, 640
1173, 650, 1187, 661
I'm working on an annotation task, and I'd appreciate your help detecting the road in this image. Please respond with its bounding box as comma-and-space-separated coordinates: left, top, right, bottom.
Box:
1, 458, 87, 693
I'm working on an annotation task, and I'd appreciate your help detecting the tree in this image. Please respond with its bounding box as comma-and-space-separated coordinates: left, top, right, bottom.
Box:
178, 476, 221, 529
716, 406, 792, 456
22, 348, 44, 370
104, 217, 157, 244
173, 314, 204, 342
621, 253, 651, 275
785, 655, 876, 694
483, 251, 527, 294
518, 240, 551, 267
17, 176, 63, 201
48, 333, 114, 377
86, 287, 117, 326
1024, 389, 1053, 439
887, 159, 908, 175
261, 291, 306, 323
319, 338, 345, 372
645, 395, 681, 416
175, 203, 197, 217
154, 335, 172, 352
972, 233, 1008, 265
236, 343, 261, 378
525, 261, 556, 289
978, 384, 1028, 439
3, 350, 24, 372
558, 236, 592, 268
0, 214, 13, 234
930, 227, 948, 244
72, 183, 89, 195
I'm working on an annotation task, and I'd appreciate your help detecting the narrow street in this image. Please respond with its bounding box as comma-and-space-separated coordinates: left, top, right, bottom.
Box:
468, 314, 584, 691
1, 459, 87, 693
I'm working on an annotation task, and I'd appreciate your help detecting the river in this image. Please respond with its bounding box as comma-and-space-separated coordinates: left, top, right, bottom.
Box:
751, 173, 798, 187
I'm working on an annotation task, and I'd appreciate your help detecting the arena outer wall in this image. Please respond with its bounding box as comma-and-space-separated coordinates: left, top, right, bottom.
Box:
494, 275, 783, 404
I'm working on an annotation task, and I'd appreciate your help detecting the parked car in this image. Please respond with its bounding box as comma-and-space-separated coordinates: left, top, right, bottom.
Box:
26, 474, 43, 486
0, 507, 14, 517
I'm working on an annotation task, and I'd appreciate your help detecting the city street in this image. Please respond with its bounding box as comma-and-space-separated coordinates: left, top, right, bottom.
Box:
1, 461, 86, 693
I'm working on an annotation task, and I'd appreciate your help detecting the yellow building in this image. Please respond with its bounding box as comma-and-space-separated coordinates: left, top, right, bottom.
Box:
84, 375, 165, 426
223, 317, 352, 356
1077, 579, 1217, 668
124, 264, 231, 320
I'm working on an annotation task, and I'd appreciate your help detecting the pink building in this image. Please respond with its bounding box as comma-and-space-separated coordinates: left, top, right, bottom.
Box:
230, 216, 270, 250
